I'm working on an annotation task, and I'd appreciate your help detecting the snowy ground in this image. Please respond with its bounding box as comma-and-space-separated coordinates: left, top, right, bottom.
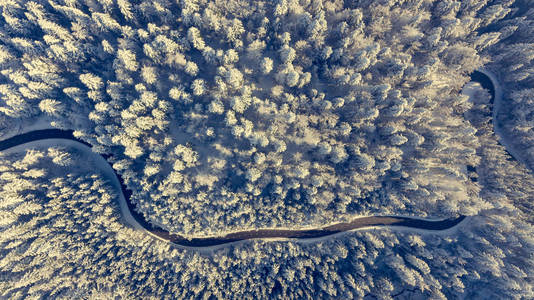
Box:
0, 117, 56, 140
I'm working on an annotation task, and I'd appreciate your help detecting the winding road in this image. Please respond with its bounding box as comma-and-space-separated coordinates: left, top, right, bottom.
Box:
0, 128, 465, 247
0, 70, 506, 248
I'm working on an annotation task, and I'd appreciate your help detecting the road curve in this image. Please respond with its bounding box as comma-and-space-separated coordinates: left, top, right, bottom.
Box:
474, 69, 533, 171
5, 68, 509, 248
6, 70, 506, 248
0, 128, 465, 247
5, 71, 506, 248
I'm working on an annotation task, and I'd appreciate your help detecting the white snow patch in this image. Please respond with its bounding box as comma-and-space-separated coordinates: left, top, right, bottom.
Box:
0, 117, 56, 140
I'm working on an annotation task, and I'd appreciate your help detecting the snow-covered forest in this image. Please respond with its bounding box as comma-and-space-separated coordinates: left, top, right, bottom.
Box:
0, 144, 532, 298
484, 1, 534, 173
0, 0, 493, 234
0, 0, 533, 298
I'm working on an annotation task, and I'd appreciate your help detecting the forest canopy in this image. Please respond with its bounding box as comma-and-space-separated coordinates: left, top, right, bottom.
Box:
0, 0, 490, 233
0, 0, 534, 298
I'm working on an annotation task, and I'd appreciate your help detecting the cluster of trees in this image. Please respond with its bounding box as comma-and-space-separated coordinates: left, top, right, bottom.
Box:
464, 73, 534, 224
0, 144, 533, 299
480, 2, 534, 173
0, 0, 521, 234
